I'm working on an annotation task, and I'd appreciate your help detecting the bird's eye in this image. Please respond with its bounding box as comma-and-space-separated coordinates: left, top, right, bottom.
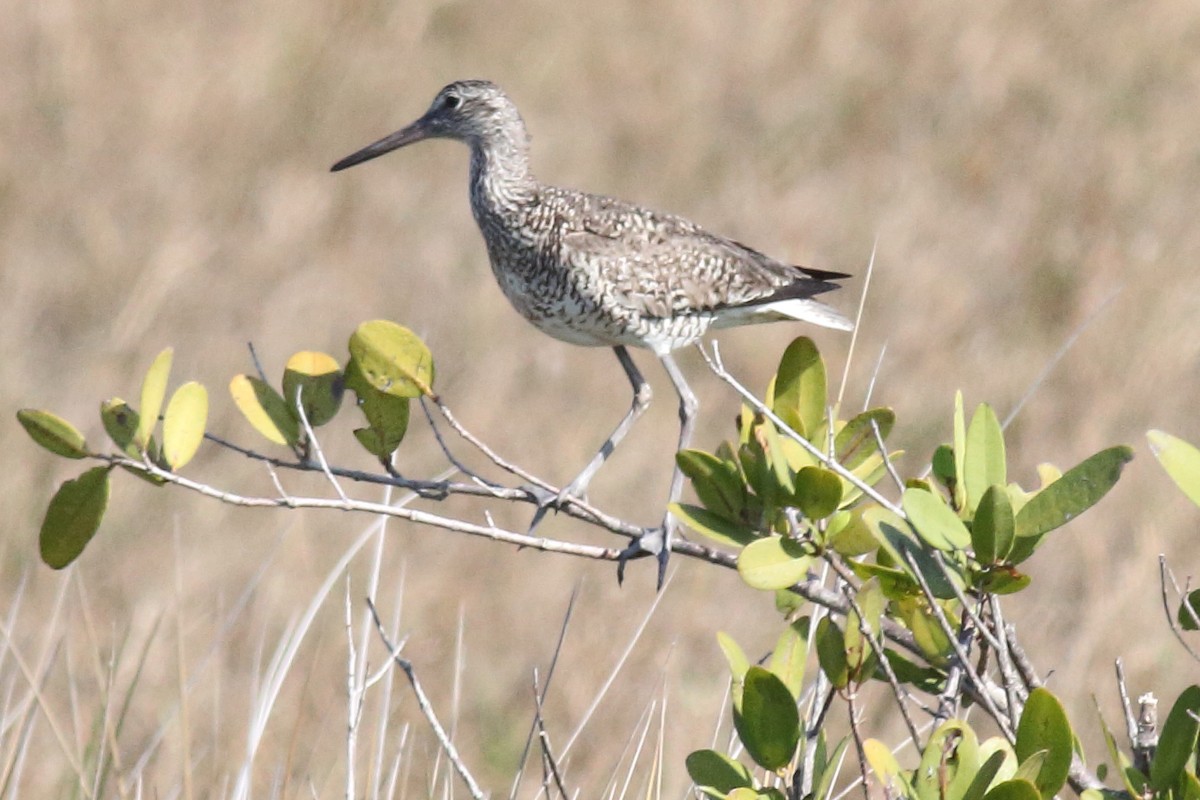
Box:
442, 93, 462, 110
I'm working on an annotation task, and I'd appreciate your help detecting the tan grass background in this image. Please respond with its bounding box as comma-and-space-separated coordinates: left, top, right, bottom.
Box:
4, 0, 1200, 796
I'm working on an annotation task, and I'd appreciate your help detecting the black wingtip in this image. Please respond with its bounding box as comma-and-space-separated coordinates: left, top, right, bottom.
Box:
799, 266, 853, 282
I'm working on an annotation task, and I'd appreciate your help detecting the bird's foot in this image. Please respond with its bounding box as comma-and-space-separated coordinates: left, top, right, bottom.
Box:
616, 523, 671, 590
525, 481, 589, 533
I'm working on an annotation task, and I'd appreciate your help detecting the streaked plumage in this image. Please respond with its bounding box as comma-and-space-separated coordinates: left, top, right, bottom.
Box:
332, 79, 852, 586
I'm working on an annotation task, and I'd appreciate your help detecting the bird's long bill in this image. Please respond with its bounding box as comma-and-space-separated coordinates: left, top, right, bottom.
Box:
330, 118, 432, 172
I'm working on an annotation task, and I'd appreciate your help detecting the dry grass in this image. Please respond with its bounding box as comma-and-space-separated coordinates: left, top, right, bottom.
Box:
4, 1, 1200, 796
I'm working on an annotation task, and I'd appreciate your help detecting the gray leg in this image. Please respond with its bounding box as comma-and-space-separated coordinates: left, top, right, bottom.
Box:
617, 352, 698, 589
528, 346, 652, 530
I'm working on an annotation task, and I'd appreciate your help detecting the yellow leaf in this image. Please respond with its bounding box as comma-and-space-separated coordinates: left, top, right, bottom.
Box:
135, 347, 174, 449
162, 382, 208, 470
229, 375, 299, 446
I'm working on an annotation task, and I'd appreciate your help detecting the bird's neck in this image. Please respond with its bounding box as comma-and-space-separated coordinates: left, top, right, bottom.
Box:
468, 132, 537, 216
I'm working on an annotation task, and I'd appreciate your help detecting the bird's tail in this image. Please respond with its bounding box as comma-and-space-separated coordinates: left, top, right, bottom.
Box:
714, 297, 854, 332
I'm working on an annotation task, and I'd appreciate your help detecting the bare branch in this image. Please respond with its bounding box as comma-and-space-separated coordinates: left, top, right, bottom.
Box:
901, 551, 1014, 742
1158, 556, 1200, 662
366, 599, 486, 800
532, 669, 570, 800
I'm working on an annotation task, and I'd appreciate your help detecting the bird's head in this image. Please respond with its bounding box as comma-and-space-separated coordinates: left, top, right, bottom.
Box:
332, 80, 528, 172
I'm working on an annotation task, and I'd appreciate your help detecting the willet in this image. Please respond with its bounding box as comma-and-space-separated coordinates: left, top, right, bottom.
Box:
332, 80, 852, 587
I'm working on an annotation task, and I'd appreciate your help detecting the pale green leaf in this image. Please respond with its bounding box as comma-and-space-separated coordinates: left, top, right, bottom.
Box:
1148, 430, 1200, 509
17, 409, 88, 459
348, 321, 434, 398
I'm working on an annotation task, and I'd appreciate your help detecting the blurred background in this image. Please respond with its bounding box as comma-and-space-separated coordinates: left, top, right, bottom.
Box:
4, 0, 1199, 795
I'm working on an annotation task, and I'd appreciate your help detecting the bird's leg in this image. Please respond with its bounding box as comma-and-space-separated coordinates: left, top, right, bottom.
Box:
527, 345, 652, 530
617, 352, 697, 589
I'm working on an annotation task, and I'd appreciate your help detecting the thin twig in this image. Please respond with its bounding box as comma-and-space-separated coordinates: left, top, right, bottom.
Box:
427, 395, 554, 492
832, 564, 926, 746
1158, 556, 1200, 662
1001, 286, 1122, 431
291, 387, 348, 503
931, 552, 1003, 653
366, 599, 486, 800
869, 417, 904, 494
901, 551, 1013, 742
417, 397, 505, 492
247, 342, 269, 385
532, 669, 570, 800
861, 344, 887, 413
845, 690, 870, 800
837, 237, 878, 410
1115, 659, 1138, 748
511, 588, 580, 800
987, 595, 1022, 723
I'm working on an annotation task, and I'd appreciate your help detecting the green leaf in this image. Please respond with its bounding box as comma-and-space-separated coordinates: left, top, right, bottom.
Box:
1012, 753, 1047, 789
894, 597, 955, 665
1014, 687, 1073, 798
903, 487, 971, 551
685, 750, 753, 797
932, 444, 957, 492
772, 337, 825, 438
792, 466, 842, 519
348, 320, 434, 398
768, 619, 810, 700
1182, 771, 1200, 800
835, 408, 895, 469
1095, 699, 1147, 799
827, 509, 878, 557
345, 358, 410, 457
161, 382, 207, 470
978, 567, 1031, 595
229, 375, 301, 447
812, 736, 849, 800
738, 536, 812, 590
740, 435, 782, 511
964, 404, 1006, 512
282, 351, 344, 427
717, 632, 751, 686
867, 507, 963, 600
101, 399, 141, 458
135, 347, 173, 449
1014, 446, 1134, 538
843, 579, 883, 683
1150, 685, 1200, 791
884, 649, 945, 693
962, 749, 1009, 800
734, 666, 800, 771
677, 449, 747, 520
972, 485, 1015, 564
1178, 589, 1200, 631
671, 503, 757, 548
982, 779, 1041, 800
17, 409, 88, 459
915, 721, 980, 800
39, 467, 111, 569
1148, 430, 1200, 508
815, 617, 849, 689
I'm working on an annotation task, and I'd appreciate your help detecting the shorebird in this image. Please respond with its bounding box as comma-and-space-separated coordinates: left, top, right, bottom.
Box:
332, 80, 852, 587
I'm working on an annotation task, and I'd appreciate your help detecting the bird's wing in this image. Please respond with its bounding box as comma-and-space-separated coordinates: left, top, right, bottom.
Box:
558, 197, 842, 319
